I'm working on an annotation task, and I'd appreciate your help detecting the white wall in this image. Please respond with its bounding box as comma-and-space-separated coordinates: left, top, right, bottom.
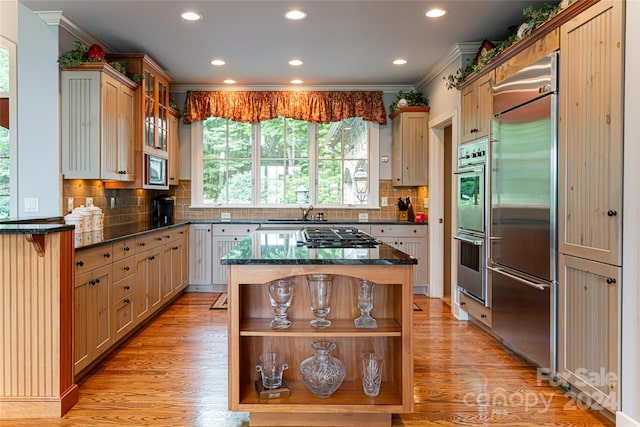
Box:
15, 3, 61, 217
620, 0, 640, 425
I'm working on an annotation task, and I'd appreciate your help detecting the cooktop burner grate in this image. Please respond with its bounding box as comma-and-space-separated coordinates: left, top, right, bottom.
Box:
297, 228, 381, 248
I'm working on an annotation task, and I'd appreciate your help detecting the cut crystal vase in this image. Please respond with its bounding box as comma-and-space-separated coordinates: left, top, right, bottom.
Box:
354, 279, 377, 328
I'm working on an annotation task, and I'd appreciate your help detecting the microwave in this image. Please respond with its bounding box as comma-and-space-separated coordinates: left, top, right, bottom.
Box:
145, 154, 168, 187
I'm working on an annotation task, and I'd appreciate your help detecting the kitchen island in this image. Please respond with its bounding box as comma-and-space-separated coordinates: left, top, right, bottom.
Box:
222, 228, 415, 427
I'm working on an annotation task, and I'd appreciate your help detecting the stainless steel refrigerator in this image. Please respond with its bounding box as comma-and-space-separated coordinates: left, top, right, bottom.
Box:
489, 51, 558, 371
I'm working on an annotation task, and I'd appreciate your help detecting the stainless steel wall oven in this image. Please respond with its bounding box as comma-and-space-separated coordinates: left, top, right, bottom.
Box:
454, 139, 488, 305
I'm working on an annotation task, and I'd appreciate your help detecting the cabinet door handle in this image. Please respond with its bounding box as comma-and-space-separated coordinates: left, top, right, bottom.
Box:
124, 285, 130, 290
172, 246, 179, 250
124, 298, 130, 304
179, 231, 185, 235
607, 210, 618, 217
460, 301, 466, 306
76, 260, 84, 267
89, 279, 95, 285
124, 266, 130, 271
481, 313, 487, 319
149, 255, 156, 261
606, 277, 617, 284
104, 252, 111, 258
94, 278, 100, 284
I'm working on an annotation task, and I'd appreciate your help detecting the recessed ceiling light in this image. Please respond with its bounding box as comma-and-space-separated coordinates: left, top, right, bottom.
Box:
210, 59, 226, 66
285, 10, 307, 20
223, 79, 236, 84
393, 59, 408, 65
290, 79, 304, 84
181, 11, 202, 21
289, 59, 304, 66
426, 8, 447, 18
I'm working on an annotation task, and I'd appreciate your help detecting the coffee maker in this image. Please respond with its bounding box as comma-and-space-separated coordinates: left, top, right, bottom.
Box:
152, 196, 174, 228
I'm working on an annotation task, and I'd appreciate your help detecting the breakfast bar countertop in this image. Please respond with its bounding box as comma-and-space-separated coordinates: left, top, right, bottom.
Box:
221, 228, 418, 266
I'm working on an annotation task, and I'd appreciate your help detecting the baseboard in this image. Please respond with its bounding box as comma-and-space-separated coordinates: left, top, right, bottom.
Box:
413, 285, 428, 295
184, 284, 227, 293
617, 411, 640, 427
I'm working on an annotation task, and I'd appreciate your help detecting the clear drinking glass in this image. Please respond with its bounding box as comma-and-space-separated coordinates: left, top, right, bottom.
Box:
255, 352, 288, 390
307, 274, 333, 328
268, 279, 294, 329
361, 352, 383, 397
354, 279, 378, 328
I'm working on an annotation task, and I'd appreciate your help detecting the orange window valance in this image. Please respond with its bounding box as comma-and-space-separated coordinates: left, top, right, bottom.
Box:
182, 90, 387, 125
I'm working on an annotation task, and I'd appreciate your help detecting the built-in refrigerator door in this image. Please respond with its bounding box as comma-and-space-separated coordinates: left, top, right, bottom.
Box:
491, 94, 556, 282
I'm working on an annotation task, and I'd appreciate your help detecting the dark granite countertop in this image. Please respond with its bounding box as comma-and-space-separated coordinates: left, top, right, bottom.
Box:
190, 219, 428, 226
221, 229, 418, 266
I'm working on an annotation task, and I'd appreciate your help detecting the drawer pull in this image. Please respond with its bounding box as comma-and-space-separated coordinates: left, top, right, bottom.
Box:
104, 252, 111, 258
460, 301, 466, 306
179, 231, 185, 235
124, 246, 130, 252
94, 278, 100, 284
606, 277, 617, 284
156, 237, 163, 241
149, 255, 156, 261
124, 298, 130, 304
124, 285, 130, 290
89, 279, 95, 285
124, 266, 130, 271
172, 246, 179, 250
76, 260, 84, 267
139, 242, 146, 247
164, 235, 171, 239
481, 313, 487, 319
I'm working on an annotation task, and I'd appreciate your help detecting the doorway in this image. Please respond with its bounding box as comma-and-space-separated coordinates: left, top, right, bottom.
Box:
442, 125, 453, 306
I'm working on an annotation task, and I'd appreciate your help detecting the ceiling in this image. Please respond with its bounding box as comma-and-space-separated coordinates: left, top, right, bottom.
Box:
21, 0, 551, 88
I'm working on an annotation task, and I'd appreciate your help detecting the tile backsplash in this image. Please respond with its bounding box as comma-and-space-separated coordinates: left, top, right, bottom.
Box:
63, 179, 429, 227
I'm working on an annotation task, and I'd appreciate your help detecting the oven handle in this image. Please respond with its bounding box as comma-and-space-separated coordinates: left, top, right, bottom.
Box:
487, 266, 548, 291
454, 166, 483, 175
453, 235, 483, 245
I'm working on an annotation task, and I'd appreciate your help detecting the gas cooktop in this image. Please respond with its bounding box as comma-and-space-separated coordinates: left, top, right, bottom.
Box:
297, 228, 381, 249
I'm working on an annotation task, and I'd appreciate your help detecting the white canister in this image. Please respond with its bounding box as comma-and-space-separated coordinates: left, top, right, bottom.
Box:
73, 206, 92, 233
73, 232, 83, 248
82, 231, 93, 246
64, 213, 84, 234
87, 204, 103, 231
92, 229, 103, 245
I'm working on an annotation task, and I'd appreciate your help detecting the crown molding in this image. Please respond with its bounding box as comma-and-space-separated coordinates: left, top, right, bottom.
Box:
414, 42, 481, 90
33, 10, 115, 53
170, 84, 414, 94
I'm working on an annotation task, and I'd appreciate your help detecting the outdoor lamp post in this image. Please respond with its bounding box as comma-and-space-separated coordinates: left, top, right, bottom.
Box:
296, 185, 309, 204
353, 167, 368, 203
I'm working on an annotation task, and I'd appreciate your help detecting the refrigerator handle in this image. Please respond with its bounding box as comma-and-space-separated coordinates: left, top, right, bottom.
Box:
487, 266, 548, 291
453, 235, 483, 245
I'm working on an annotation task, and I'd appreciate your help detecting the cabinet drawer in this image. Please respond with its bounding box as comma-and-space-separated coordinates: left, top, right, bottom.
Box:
171, 226, 188, 241
75, 243, 114, 275
459, 292, 491, 327
212, 224, 258, 235
112, 258, 135, 282
371, 224, 426, 238
112, 239, 134, 261
112, 294, 135, 341
134, 232, 164, 253
112, 276, 135, 303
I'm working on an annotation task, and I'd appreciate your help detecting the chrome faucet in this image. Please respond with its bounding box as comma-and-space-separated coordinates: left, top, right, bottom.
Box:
301, 204, 314, 221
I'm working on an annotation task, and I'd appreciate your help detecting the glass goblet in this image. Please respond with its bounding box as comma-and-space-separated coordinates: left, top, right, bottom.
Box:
307, 274, 333, 328
354, 279, 378, 328
268, 279, 294, 329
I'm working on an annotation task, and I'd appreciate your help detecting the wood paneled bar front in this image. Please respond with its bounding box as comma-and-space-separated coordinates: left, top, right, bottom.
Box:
0, 223, 77, 418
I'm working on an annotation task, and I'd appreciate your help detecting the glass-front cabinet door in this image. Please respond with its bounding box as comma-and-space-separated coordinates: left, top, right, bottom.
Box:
144, 70, 156, 150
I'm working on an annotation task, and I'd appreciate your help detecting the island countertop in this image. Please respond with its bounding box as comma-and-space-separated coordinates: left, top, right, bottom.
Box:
221, 228, 417, 265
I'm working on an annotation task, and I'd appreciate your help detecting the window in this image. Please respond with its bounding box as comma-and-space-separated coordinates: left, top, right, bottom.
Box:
192, 116, 378, 208
0, 37, 15, 220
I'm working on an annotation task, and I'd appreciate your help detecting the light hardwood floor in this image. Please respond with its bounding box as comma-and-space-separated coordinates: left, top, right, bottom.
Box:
3, 293, 614, 426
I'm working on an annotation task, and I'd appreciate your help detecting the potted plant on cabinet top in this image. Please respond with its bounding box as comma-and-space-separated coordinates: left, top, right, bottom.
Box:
389, 89, 430, 118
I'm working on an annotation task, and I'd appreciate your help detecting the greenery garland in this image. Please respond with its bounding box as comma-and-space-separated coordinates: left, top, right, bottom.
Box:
58, 41, 144, 84
444, 1, 566, 90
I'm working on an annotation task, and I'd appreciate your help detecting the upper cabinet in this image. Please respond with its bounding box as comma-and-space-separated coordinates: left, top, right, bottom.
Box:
168, 107, 181, 186
460, 71, 493, 144
61, 63, 138, 181
390, 107, 429, 186
107, 54, 173, 159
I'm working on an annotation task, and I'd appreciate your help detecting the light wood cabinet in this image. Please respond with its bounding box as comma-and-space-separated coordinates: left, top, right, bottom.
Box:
370, 225, 428, 288
160, 225, 189, 298
460, 71, 493, 144
134, 246, 162, 322
212, 224, 259, 285
112, 247, 136, 342
458, 291, 491, 328
228, 264, 414, 426
559, 0, 623, 266
557, 0, 623, 413
61, 63, 137, 181
74, 264, 112, 374
390, 108, 429, 186
189, 224, 213, 286
558, 254, 618, 412
168, 107, 181, 186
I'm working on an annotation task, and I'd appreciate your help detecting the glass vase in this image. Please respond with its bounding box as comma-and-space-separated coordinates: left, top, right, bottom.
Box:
354, 279, 378, 328
299, 341, 346, 398
307, 274, 333, 328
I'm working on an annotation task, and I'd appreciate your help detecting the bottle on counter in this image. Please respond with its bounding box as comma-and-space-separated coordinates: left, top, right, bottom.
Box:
406, 197, 415, 222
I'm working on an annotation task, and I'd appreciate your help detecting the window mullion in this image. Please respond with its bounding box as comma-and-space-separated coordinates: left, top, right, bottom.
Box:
253, 123, 260, 205
308, 123, 318, 205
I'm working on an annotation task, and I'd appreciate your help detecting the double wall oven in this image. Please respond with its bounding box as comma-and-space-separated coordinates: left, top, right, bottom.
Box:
454, 139, 488, 305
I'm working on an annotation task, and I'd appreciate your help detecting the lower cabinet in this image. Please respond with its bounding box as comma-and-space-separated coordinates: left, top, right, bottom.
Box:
558, 254, 619, 412
211, 225, 259, 285
370, 225, 428, 288
74, 225, 189, 377
458, 291, 491, 328
189, 224, 212, 285
74, 264, 112, 373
